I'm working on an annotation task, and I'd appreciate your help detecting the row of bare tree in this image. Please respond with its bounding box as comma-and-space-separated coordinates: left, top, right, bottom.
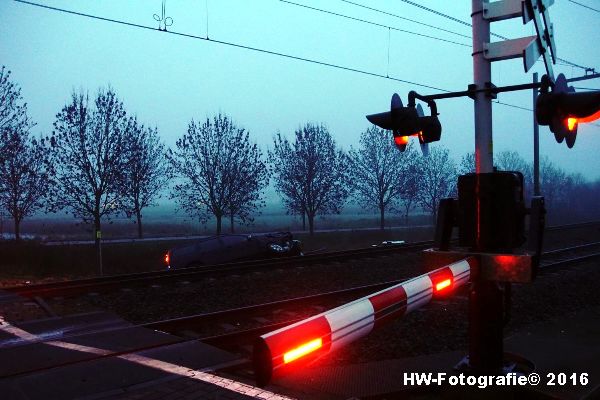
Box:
1, 69, 597, 241
0, 69, 171, 242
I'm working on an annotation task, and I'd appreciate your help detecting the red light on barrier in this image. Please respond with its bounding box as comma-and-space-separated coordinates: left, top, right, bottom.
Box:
435, 279, 451, 292
429, 267, 454, 294
283, 338, 322, 364
164, 252, 170, 265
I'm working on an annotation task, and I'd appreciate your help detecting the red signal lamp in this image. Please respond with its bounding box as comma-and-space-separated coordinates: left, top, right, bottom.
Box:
566, 108, 600, 132
536, 74, 600, 148
367, 93, 440, 156
393, 135, 409, 151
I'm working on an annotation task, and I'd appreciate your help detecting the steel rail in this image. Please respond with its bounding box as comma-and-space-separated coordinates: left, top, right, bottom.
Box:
4, 221, 599, 299
540, 251, 600, 271
3, 240, 435, 298
2, 243, 599, 379
193, 245, 600, 349
5, 240, 599, 351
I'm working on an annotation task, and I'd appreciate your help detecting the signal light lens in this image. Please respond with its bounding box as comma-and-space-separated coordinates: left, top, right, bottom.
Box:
394, 136, 409, 146
283, 338, 322, 364
567, 118, 578, 131
164, 252, 170, 266
435, 279, 452, 292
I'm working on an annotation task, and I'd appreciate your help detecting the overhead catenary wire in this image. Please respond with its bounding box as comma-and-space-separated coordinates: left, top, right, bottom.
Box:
567, 0, 600, 14
279, 0, 470, 47
12, 0, 449, 93
397, 0, 472, 28
493, 101, 532, 112
13, 0, 579, 117
337, 0, 471, 40
344, 0, 597, 73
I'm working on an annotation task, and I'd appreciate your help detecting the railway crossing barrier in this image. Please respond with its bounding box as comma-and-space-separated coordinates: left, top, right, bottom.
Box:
253, 257, 476, 387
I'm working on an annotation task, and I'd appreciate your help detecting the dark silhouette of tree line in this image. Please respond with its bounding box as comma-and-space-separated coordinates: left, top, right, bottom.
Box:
2, 66, 599, 242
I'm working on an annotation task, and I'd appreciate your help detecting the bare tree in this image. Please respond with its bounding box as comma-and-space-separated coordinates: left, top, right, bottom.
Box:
458, 151, 475, 175
268, 131, 307, 230
170, 180, 211, 229
348, 127, 415, 229
224, 140, 268, 233
0, 66, 30, 139
495, 150, 533, 199
48, 89, 127, 244
0, 132, 51, 241
398, 155, 421, 225
270, 123, 350, 235
539, 156, 569, 211
0, 69, 50, 240
119, 119, 171, 238
169, 114, 267, 234
418, 146, 457, 221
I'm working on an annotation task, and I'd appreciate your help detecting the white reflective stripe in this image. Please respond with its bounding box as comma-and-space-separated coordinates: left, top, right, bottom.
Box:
261, 311, 326, 339
450, 259, 471, 288
403, 276, 432, 313
325, 299, 374, 352
449, 259, 471, 278
261, 286, 375, 340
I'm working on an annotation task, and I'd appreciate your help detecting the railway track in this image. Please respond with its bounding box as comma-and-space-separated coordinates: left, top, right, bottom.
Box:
4, 220, 600, 300
2, 240, 436, 299
180, 240, 600, 350
2, 240, 600, 380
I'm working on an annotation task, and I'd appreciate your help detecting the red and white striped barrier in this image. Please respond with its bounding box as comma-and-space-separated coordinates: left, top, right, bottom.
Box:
253, 257, 476, 386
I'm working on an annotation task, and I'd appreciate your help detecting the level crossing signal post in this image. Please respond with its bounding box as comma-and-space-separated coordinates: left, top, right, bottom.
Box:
367, 0, 583, 375
253, 0, 600, 386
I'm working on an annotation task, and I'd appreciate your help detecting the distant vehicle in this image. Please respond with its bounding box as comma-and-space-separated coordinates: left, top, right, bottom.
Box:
371, 240, 406, 247
164, 232, 303, 269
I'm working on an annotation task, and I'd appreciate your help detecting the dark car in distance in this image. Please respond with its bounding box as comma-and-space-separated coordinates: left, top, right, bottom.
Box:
165, 231, 302, 269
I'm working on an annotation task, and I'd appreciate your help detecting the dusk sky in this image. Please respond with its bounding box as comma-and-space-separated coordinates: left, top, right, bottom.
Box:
2, 0, 600, 188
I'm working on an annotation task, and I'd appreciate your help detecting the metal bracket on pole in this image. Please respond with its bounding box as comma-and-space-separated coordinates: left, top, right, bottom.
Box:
484, 35, 536, 63
481, 0, 556, 78
468, 82, 497, 100
483, 0, 525, 22
407, 90, 438, 115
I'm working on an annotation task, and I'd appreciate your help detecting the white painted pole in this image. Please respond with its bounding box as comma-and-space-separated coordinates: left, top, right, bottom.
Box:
472, 0, 493, 173
468, 0, 504, 374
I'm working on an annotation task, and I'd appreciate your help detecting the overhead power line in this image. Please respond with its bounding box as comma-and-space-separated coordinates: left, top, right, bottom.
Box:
494, 101, 532, 112
396, 0, 472, 28
14, 0, 557, 116
279, 0, 470, 48
13, 0, 449, 92
344, 0, 597, 73
567, 0, 600, 14
337, 0, 471, 40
